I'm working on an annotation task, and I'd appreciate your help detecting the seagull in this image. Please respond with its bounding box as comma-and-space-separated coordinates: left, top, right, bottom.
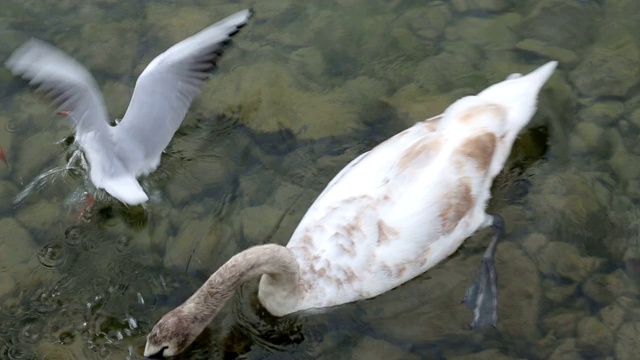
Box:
5, 9, 252, 205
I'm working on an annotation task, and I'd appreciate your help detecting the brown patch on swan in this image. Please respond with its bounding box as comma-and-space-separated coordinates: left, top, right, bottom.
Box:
458, 104, 506, 124
301, 234, 313, 246
344, 268, 358, 283
380, 263, 393, 277
338, 244, 356, 257
316, 267, 327, 277
456, 132, 497, 172
422, 115, 443, 131
439, 180, 474, 234
398, 138, 442, 171
345, 224, 361, 239
396, 264, 407, 278
377, 220, 400, 245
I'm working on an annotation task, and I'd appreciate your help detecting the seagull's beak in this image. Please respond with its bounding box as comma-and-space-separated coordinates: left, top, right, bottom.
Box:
0, 145, 7, 166
57, 110, 69, 116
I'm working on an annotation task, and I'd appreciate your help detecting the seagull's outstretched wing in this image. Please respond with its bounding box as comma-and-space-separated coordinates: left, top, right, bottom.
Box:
5, 39, 111, 133
114, 9, 252, 172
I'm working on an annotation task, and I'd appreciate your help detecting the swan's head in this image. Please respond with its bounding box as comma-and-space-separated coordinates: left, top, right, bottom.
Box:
144, 309, 200, 358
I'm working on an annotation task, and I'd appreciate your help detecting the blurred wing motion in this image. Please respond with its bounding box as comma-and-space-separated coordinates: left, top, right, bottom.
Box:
5, 38, 110, 134
114, 9, 252, 174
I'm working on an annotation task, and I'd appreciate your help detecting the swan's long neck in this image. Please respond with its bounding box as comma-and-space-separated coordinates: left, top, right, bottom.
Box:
180, 244, 301, 327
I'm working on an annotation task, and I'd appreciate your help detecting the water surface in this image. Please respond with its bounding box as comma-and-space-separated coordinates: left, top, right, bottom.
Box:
1, 0, 640, 359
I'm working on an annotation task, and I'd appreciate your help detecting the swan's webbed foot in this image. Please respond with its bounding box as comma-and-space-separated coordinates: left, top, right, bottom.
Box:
462, 214, 504, 329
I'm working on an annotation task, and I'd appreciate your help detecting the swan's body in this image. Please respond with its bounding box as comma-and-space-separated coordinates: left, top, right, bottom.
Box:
144, 61, 557, 358
5, 10, 252, 205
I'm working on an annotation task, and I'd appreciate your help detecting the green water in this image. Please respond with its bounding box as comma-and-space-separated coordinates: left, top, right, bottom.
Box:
1, 0, 640, 358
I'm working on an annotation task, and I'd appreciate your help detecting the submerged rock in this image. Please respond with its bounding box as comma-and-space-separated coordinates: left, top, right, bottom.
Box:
451, 0, 511, 13
495, 242, 540, 341
536, 242, 603, 283
542, 312, 580, 339
198, 62, 361, 140
570, 27, 640, 98
74, 20, 140, 76
240, 205, 284, 244
586, 270, 640, 302
453, 349, 513, 360
395, 2, 452, 53
599, 303, 625, 333
0, 116, 14, 178
0, 217, 37, 273
548, 338, 581, 360
515, 39, 578, 66
350, 336, 420, 360
413, 52, 481, 93
384, 84, 458, 123
518, 0, 599, 51
13, 132, 63, 183
543, 280, 578, 304
610, 149, 640, 182
446, 13, 521, 51
578, 101, 624, 128
0, 181, 18, 214
574, 121, 603, 145
163, 219, 238, 274
615, 321, 640, 360
576, 316, 614, 355
16, 200, 61, 233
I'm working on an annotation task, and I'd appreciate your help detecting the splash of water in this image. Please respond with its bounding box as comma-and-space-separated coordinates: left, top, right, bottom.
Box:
14, 148, 90, 206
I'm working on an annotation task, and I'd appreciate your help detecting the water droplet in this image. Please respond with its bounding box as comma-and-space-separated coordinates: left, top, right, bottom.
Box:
126, 316, 137, 329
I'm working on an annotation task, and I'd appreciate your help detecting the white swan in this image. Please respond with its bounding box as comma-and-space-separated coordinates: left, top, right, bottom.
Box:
4, 9, 252, 205
144, 61, 558, 358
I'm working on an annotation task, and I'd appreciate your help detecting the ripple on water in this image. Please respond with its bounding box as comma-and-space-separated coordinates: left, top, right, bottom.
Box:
46, 309, 79, 345
37, 343, 78, 360
4, 118, 21, 133
18, 316, 45, 344
64, 226, 83, 248
226, 286, 315, 358
37, 242, 67, 270
0, 338, 36, 360
82, 344, 112, 360
114, 234, 132, 253
0, 295, 24, 319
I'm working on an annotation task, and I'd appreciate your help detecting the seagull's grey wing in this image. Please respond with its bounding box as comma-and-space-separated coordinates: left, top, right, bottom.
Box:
5, 39, 111, 134
114, 9, 252, 172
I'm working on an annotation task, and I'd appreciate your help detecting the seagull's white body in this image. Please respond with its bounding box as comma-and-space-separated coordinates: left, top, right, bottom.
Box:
5, 9, 252, 205
258, 61, 558, 315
